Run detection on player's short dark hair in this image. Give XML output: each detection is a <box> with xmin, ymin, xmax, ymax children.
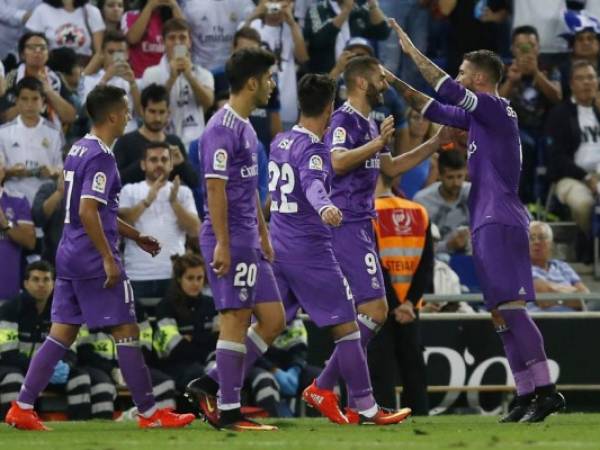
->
<box><xmin>233</xmin><ymin>27</ymin><xmax>262</xmax><ymax>48</ymax></box>
<box><xmin>143</xmin><ymin>141</ymin><xmax>172</xmax><ymax>159</ymax></box>
<box><xmin>24</xmin><ymin>260</ymin><xmax>54</xmax><ymax>280</ymax></box>
<box><xmin>102</xmin><ymin>29</ymin><xmax>127</xmax><ymax>49</ymax></box>
<box><xmin>344</xmin><ymin>56</ymin><xmax>380</xmax><ymax>92</ymax></box>
<box><xmin>438</xmin><ymin>149</ymin><xmax>467</xmax><ymax>173</ymax></box>
<box><xmin>570</xmin><ymin>59</ymin><xmax>597</xmax><ymax>80</ymax></box>
<box><xmin>162</xmin><ymin>18</ymin><xmax>190</xmax><ymax>39</ymax></box>
<box><xmin>86</xmin><ymin>85</ymin><xmax>127</xmax><ymax>123</ymax></box>
<box><xmin>463</xmin><ymin>50</ymin><xmax>504</xmax><ymax>85</ymax></box>
<box><xmin>15</xmin><ymin>77</ymin><xmax>45</xmax><ymax>97</ymax></box>
<box><xmin>48</xmin><ymin>47</ymin><xmax>79</xmax><ymax>75</ymax></box>
<box><xmin>141</xmin><ymin>83</ymin><xmax>170</xmax><ymax>109</ymax></box>
<box><xmin>298</xmin><ymin>74</ymin><xmax>336</xmax><ymax>118</ymax></box>
<box><xmin>18</xmin><ymin>32</ymin><xmax>48</xmax><ymax>55</ymax></box>
<box><xmin>512</xmin><ymin>25</ymin><xmax>539</xmax><ymax>43</ymax></box>
<box><xmin>226</xmin><ymin>47</ymin><xmax>276</xmax><ymax>94</ymax></box>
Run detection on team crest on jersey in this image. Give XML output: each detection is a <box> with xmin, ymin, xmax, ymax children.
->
<box><xmin>213</xmin><ymin>149</ymin><xmax>228</xmax><ymax>171</ymax></box>
<box><xmin>309</xmin><ymin>155</ymin><xmax>323</xmax><ymax>171</ymax></box>
<box><xmin>4</xmin><ymin>207</ymin><xmax>14</xmax><ymax>220</ymax></box>
<box><xmin>41</xmin><ymin>138</ymin><xmax>50</xmax><ymax>149</ymax></box>
<box><xmin>92</xmin><ymin>172</ymin><xmax>107</xmax><ymax>194</ymax></box>
<box><xmin>371</xmin><ymin>277</ymin><xmax>381</xmax><ymax>290</ymax></box>
<box><xmin>467</xmin><ymin>141</ymin><xmax>477</xmax><ymax>159</ymax></box>
<box><xmin>239</xmin><ymin>288</ymin><xmax>249</xmax><ymax>302</ymax></box>
<box><xmin>332</xmin><ymin>127</ymin><xmax>347</xmax><ymax>145</ymax></box>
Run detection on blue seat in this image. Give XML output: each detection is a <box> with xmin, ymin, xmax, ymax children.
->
<box><xmin>449</xmin><ymin>254</ymin><xmax>481</xmax><ymax>293</ymax></box>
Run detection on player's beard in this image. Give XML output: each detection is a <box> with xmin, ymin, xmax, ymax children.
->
<box><xmin>366</xmin><ymin>83</ymin><xmax>384</xmax><ymax>109</ymax></box>
<box><xmin>145</xmin><ymin>121</ymin><xmax>165</xmax><ymax>132</ymax></box>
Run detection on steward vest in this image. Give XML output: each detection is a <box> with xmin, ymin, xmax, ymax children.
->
<box><xmin>373</xmin><ymin>195</ymin><xmax>429</xmax><ymax>306</ymax></box>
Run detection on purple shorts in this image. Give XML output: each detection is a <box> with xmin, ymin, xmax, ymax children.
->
<box><xmin>201</xmin><ymin>245</ymin><xmax>281</xmax><ymax>311</ymax></box>
<box><xmin>472</xmin><ymin>223</ymin><xmax>536</xmax><ymax>310</ymax></box>
<box><xmin>331</xmin><ymin>220</ymin><xmax>385</xmax><ymax>305</ymax></box>
<box><xmin>52</xmin><ymin>277</ymin><xmax>137</xmax><ymax>329</ymax></box>
<box><xmin>273</xmin><ymin>247</ymin><xmax>356</xmax><ymax>328</ymax></box>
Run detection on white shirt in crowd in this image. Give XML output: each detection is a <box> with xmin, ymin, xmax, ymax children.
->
<box><xmin>0</xmin><ymin>116</ymin><xmax>64</xmax><ymax>204</ymax></box>
<box><xmin>250</xmin><ymin>19</ymin><xmax>298</xmax><ymax>124</ymax></box>
<box><xmin>140</xmin><ymin>56</ymin><xmax>214</xmax><ymax>148</ymax></box>
<box><xmin>81</xmin><ymin>70</ymin><xmax>138</xmax><ymax>133</ymax></box>
<box><xmin>183</xmin><ymin>0</ymin><xmax>254</xmax><ymax>71</ymax></box>
<box><xmin>574</xmin><ymin>102</ymin><xmax>600</xmax><ymax>173</ymax></box>
<box><xmin>0</xmin><ymin>0</ymin><xmax>41</xmax><ymax>60</ymax></box>
<box><xmin>25</xmin><ymin>3</ymin><xmax>105</xmax><ymax>56</ymax></box>
<box><xmin>120</xmin><ymin>180</ymin><xmax>198</xmax><ymax>281</ymax></box>
<box><xmin>512</xmin><ymin>0</ymin><xmax>568</xmax><ymax>54</ymax></box>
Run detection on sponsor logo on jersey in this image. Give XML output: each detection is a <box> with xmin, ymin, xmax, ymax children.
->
<box><xmin>506</xmin><ymin>106</ymin><xmax>517</xmax><ymax>118</ymax></box>
<box><xmin>332</xmin><ymin>127</ymin><xmax>346</xmax><ymax>145</ymax></box>
<box><xmin>241</xmin><ymin>164</ymin><xmax>259</xmax><ymax>178</ymax></box>
<box><xmin>365</xmin><ymin>157</ymin><xmax>381</xmax><ymax>169</ymax></box>
<box><xmin>213</xmin><ymin>149</ymin><xmax>228</xmax><ymax>171</ymax></box>
<box><xmin>92</xmin><ymin>172</ymin><xmax>107</xmax><ymax>194</ymax></box>
<box><xmin>309</xmin><ymin>155</ymin><xmax>323</xmax><ymax>171</ymax></box>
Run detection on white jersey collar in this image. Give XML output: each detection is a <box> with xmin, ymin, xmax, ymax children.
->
<box><xmin>292</xmin><ymin>125</ymin><xmax>321</xmax><ymax>142</ymax></box>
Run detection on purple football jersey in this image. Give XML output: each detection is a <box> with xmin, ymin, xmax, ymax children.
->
<box><xmin>423</xmin><ymin>76</ymin><xmax>529</xmax><ymax>232</ymax></box>
<box><xmin>56</xmin><ymin>134</ymin><xmax>123</xmax><ymax>280</ymax></box>
<box><xmin>199</xmin><ymin>105</ymin><xmax>260</xmax><ymax>248</ymax></box>
<box><xmin>0</xmin><ymin>189</ymin><xmax>33</xmax><ymax>299</ymax></box>
<box><xmin>269</xmin><ymin>125</ymin><xmax>334</xmax><ymax>261</ymax></box>
<box><xmin>325</xmin><ymin>102</ymin><xmax>390</xmax><ymax>222</ymax></box>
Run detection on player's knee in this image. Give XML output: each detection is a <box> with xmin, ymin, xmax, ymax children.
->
<box><xmin>331</xmin><ymin>321</ymin><xmax>359</xmax><ymax>340</ymax></box>
<box><xmin>49</xmin><ymin>323</ymin><xmax>80</xmax><ymax>347</ymax></box>
<box><xmin>110</xmin><ymin>323</ymin><xmax>140</xmax><ymax>341</ymax></box>
<box><xmin>358</xmin><ymin>298</ymin><xmax>388</xmax><ymax>325</ymax></box>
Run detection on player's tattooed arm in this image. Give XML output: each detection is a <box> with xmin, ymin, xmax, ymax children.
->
<box><xmin>389</xmin><ymin>19</ymin><xmax>448</xmax><ymax>91</ymax></box>
<box><xmin>385</xmin><ymin>69</ymin><xmax>432</xmax><ymax>113</ymax></box>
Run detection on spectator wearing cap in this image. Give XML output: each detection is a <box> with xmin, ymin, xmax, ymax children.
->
<box><xmin>529</xmin><ymin>221</ymin><xmax>587</xmax><ymax>311</ymax></box>
<box><xmin>329</xmin><ymin>37</ymin><xmax>406</xmax><ymax>155</ymax></box>
<box><xmin>304</xmin><ymin>0</ymin><xmax>390</xmax><ymax>74</ymax></box>
<box><xmin>0</xmin><ymin>1</ymin><xmax>41</xmax><ymax>72</ymax></box>
<box><xmin>246</xmin><ymin>0</ymin><xmax>309</xmax><ymax>129</ymax></box>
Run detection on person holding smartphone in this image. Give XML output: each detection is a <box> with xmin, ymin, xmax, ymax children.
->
<box><xmin>80</xmin><ymin>29</ymin><xmax>142</xmax><ymax>132</ymax></box>
<box><xmin>139</xmin><ymin>18</ymin><xmax>214</xmax><ymax>149</ymax></box>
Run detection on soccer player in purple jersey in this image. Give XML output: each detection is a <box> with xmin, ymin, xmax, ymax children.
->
<box><xmin>186</xmin><ymin>48</ymin><xmax>285</xmax><ymax>431</ymax></box>
<box><xmin>4</xmin><ymin>85</ymin><xmax>195</xmax><ymax>431</ymax></box>
<box><xmin>269</xmin><ymin>73</ymin><xmax>412</xmax><ymax>425</ymax></box>
<box><xmin>313</xmin><ymin>55</ymin><xmax>449</xmax><ymax>418</ymax></box>
<box><xmin>387</xmin><ymin>19</ymin><xmax>565</xmax><ymax>423</ymax></box>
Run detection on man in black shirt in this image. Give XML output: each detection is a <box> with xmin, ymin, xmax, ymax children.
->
<box><xmin>113</xmin><ymin>83</ymin><xmax>198</xmax><ymax>188</ymax></box>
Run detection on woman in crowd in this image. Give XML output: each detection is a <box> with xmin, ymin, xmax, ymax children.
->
<box><xmin>98</xmin><ymin>0</ymin><xmax>126</xmax><ymax>32</ymax></box>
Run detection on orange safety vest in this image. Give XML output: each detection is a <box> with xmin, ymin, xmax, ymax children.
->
<box><xmin>373</xmin><ymin>195</ymin><xmax>429</xmax><ymax>306</ymax></box>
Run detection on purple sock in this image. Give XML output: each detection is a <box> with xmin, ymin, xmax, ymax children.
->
<box><xmin>18</xmin><ymin>337</ymin><xmax>67</xmax><ymax>406</ymax></box>
<box><xmin>209</xmin><ymin>328</ymin><xmax>267</xmax><ymax>384</ymax></box>
<box><xmin>499</xmin><ymin>308</ymin><xmax>552</xmax><ymax>387</ymax></box>
<box><xmin>334</xmin><ymin>331</ymin><xmax>376</xmax><ymax>412</ymax></box>
<box><xmin>216</xmin><ymin>340</ymin><xmax>246</xmax><ymax>409</ymax></box>
<box><xmin>496</xmin><ymin>326</ymin><xmax>535</xmax><ymax>396</ymax></box>
<box><xmin>116</xmin><ymin>341</ymin><xmax>156</xmax><ymax>415</ymax></box>
<box><xmin>317</xmin><ymin>317</ymin><xmax>378</xmax><ymax>394</ymax></box>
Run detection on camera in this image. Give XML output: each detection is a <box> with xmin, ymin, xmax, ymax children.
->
<box><xmin>266</xmin><ymin>2</ymin><xmax>282</xmax><ymax>14</ymax></box>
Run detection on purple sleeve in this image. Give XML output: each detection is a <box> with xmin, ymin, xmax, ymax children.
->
<box><xmin>423</xmin><ymin>99</ymin><xmax>471</xmax><ymax>130</ymax></box>
<box><xmin>325</xmin><ymin>115</ymin><xmax>355</xmax><ymax>151</ymax></box>
<box><xmin>15</xmin><ymin>197</ymin><xmax>33</xmax><ymax>225</ymax></box>
<box><xmin>435</xmin><ymin>76</ymin><xmax>499</xmax><ymax>126</ymax></box>
<box><xmin>298</xmin><ymin>143</ymin><xmax>333</xmax><ymax>214</ymax></box>
<box><xmin>81</xmin><ymin>154</ymin><xmax>118</xmax><ymax>205</ymax></box>
<box><xmin>201</xmin><ymin>127</ymin><xmax>235</xmax><ymax>180</ymax></box>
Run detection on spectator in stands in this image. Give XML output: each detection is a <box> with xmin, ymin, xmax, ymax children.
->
<box><xmin>247</xmin><ymin>0</ymin><xmax>309</xmax><ymax>128</ymax></box>
<box><xmin>0</xmin><ymin>261</ymin><xmax>93</xmax><ymax>420</ymax></box>
<box><xmin>1</xmin><ymin>32</ymin><xmax>77</xmax><ymax>127</ymax></box>
<box><xmin>113</xmin><ymin>83</ymin><xmax>198</xmax><ymax>187</ymax></box>
<box><xmin>0</xmin><ymin>77</ymin><xmax>64</xmax><ymax>205</ymax></box>
<box><xmin>0</xmin><ymin>1</ymin><xmax>41</xmax><ymax>72</ymax></box>
<box><xmin>81</xmin><ymin>30</ymin><xmax>141</xmax><ymax>132</ymax></box>
<box><xmin>304</xmin><ymin>0</ymin><xmax>390</xmax><ymax>74</ymax></box>
<box><xmin>369</xmin><ymin>174</ymin><xmax>432</xmax><ymax>414</ymax></box>
<box><xmin>414</xmin><ymin>149</ymin><xmax>471</xmax><ymax>258</ymax></box>
<box><xmin>153</xmin><ymin>254</ymin><xmax>217</xmax><ymax>393</ymax></box>
<box><xmin>140</xmin><ymin>18</ymin><xmax>214</xmax><ymax>148</ymax></box>
<box><xmin>122</xmin><ymin>0</ymin><xmax>183</xmax><ymax>78</ymax></box>
<box><xmin>183</xmin><ymin>0</ymin><xmax>255</xmax><ymax>71</ymax></box>
<box><xmin>98</xmin><ymin>0</ymin><xmax>125</xmax><ymax>32</ymax></box>
<box><xmin>212</xmin><ymin>27</ymin><xmax>283</xmax><ymax>152</ymax></box>
<box><xmin>546</xmin><ymin>60</ymin><xmax>599</xmax><ymax>237</ymax></box>
<box><xmin>32</xmin><ymin>172</ymin><xmax>64</xmax><ymax>264</ymax></box>
<box><xmin>529</xmin><ymin>220</ymin><xmax>587</xmax><ymax>311</ymax></box>
<box><xmin>438</xmin><ymin>0</ymin><xmax>511</xmax><ymax>77</ymax></box>
<box><xmin>0</xmin><ymin>156</ymin><xmax>35</xmax><ymax>301</ymax></box>
<box><xmin>119</xmin><ymin>141</ymin><xmax>200</xmax><ymax>300</ymax></box>
<box><xmin>499</xmin><ymin>25</ymin><xmax>562</xmax><ymax>204</ymax></box>
<box><xmin>26</xmin><ymin>0</ymin><xmax>105</xmax><ymax>62</ymax></box>
<box><xmin>397</xmin><ymin>107</ymin><xmax>438</xmax><ymax>199</ymax></box>
<box><xmin>329</xmin><ymin>37</ymin><xmax>407</xmax><ymax>155</ymax></box>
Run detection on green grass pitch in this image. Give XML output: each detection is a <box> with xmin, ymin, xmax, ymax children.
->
<box><xmin>1</xmin><ymin>415</ymin><xmax>600</xmax><ymax>450</ymax></box>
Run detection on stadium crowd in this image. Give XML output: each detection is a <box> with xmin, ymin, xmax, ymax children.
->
<box><xmin>0</xmin><ymin>0</ymin><xmax>598</xmax><ymax>420</ymax></box>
